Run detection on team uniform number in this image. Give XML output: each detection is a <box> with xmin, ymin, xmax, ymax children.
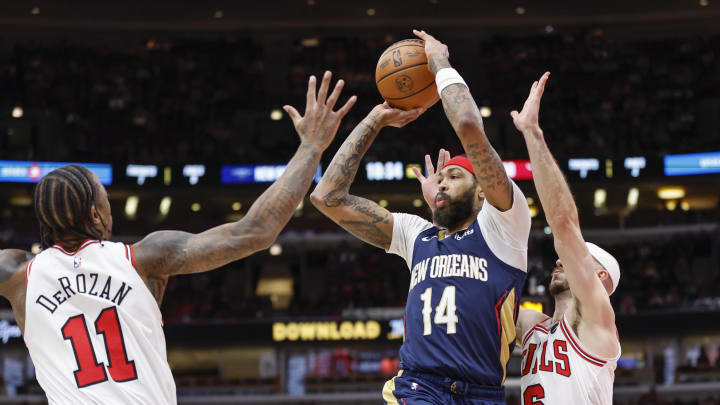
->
<box><xmin>61</xmin><ymin>306</ymin><xmax>137</xmax><ymax>388</ymax></box>
<box><xmin>419</xmin><ymin>286</ymin><xmax>458</xmax><ymax>335</ymax></box>
<box><xmin>523</xmin><ymin>384</ymin><xmax>545</xmax><ymax>404</ymax></box>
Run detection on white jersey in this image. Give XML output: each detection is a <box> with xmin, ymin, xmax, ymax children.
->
<box><xmin>24</xmin><ymin>240</ymin><xmax>176</xmax><ymax>405</ymax></box>
<box><xmin>520</xmin><ymin>315</ymin><xmax>619</xmax><ymax>405</ymax></box>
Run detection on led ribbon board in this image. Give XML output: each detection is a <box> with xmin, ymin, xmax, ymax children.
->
<box><xmin>664</xmin><ymin>152</ymin><xmax>720</xmax><ymax>176</ymax></box>
<box><xmin>0</xmin><ymin>161</ymin><xmax>112</xmax><ymax>185</ymax></box>
<box><xmin>221</xmin><ymin>164</ymin><xmax>322</xmax><ymax>184</ymax></box>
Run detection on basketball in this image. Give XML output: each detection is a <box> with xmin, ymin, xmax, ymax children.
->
<box><xmin>375</xmin><ymin>39</ymin><xmax>439</xmax><ymax>110</ymax></box>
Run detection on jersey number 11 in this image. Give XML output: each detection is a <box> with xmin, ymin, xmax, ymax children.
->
<box><xmin>61</xmin><ymin>306</ymin><xmax>138</xmax><ymax>388</ymax></box>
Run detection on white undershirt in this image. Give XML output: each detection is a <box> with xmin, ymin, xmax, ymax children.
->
<box><xmin>386</xmin><ymin>180</ymin><xmax>531</xmax><ymax>272</ymax></box>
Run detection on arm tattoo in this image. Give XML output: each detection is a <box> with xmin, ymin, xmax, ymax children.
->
<box><xmin>135</xmin><ymin>144</ymin><xmax>324</xmax><ymax>278</ymax></box>
<box><xmin>428</xmin><ymin>57</ymin><xmax>451</xmax><ymax>75</ymax></box>
<box><xmin>316</xmin><ymin>116</ymin><xmax>393</xmax><ymax>248</ymax></box>
<box><xmin>440</xmin><ymin>82</ymin><xmax>512</xmax><ymax>205</ymax></box>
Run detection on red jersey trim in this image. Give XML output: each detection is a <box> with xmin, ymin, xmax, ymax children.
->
<box><xmin>494</xmin><ymin>291</ymin><xmax>510</xmax><ymax>337</ymax></box>
<box><xmin>559</xmin><ymin>317</ymin><xmax>606</xmax><ymax>367</ymax></box>
<box><xmin>50</xmin><ymin>240</ymin><xmax>99</xmax><ymax>256</ymax></box>
<box><xmin>129</xmin><ymin>245</ymin><xmax>137</xmax><ymax>269</ymax></box>
<box><xmin>522</xmin><ymin>319</ymin><xmax>551</xmax><ymax>347</ymax></box>
<box><xmin>24</xmin><ymin>259</ymin><xmax>35</xmax><ymax>284</ymax></box>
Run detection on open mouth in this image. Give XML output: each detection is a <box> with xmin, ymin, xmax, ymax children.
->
<box><xmin>436</xmin><ymin>195</ymin><xmax>448</xmax><ymax>208</ymax></box>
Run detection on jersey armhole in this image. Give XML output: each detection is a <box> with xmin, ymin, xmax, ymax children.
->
<box><xmin>124</xmin><ymin>244</ymin><xmax>138</xmax><ymax>270</ymax></box>
<box><xmin>24</xmin><ymin>258</ymin><xmax>35</xmax><ymax>284</ymax></box>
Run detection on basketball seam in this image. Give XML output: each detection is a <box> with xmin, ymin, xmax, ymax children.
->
<box><xmin>375</xmin><ymin>62</ymin><xmax>430</xmax><ymax>85</ymax></box>
<box><xmin>379</xmin><ymin>43</ymin><xmax>425</xmax><ymax>59</ymax></box>
<box><xmin>383</xmin><ymin>80</ymin><xmax>437</xmax><ymax>100</ymax></box>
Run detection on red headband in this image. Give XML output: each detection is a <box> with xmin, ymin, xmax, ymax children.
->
<box><xmin>441</xmin><ymin>156</ymin><xmax>475</xmax><ymax>174</ymax></box>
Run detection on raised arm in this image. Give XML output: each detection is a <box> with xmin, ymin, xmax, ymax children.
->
<box><xmin>0</xmin><ymin>249</ymin><xmax>34</xmax><ymax>331</ymax></box>
<box><xmin>133</xmin><ymin>71</ymin><xmax>356</xmax><ymax>286</ymax></box>
<box><xmin>310</xmin><ymin>104</ymin><xmax>423</xmax><ymax>249</ymax></box>
<box><xmin>414</xmin><ymin>30</ymin><xmax>513</xmax><ymax>211</ymax></box>
<box><xmin>511</xmin><ymin>73</ymin><xmax>617</xmax><ymax>345</ymax></box>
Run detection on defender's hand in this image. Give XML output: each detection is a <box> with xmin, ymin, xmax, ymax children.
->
<box><xmin>413</xmin><ymin>29</ymin><xmax>450</xmax><ymax>74</ymax></box>
<box><xmin>511</xmin><ymin>72</ymin><xmax>550</xmax><ymax>134</ymax></box>
<box><xmin>371</xmin><ymin>103</ymin><xmax>425</xmax><ymax>128</ymax></box>
<box><xmin>412</xmin><ymin>148</ymin><xmax>451</xmax><ymax>211</ymax></box>
<box><xmin>284</xmin><ymin>71</ymin><xmax>357</xmax><ymax>151</ymax></box>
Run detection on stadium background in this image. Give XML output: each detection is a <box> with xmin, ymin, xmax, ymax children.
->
<box><xmin>1</xmin><ymin>1</ymin><xmax>719</xmax><ymax>404</ymax></box>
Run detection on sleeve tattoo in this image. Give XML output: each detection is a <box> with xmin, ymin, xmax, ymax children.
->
<box><xmin>314</xmin><ymin>116</ymin><xmax>394</xmax><ymax>249</ymax></box>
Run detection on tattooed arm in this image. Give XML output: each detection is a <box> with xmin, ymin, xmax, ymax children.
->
<box><xmin>414</xmin><ymin>30</ymin><xmax>513</xmax><ymax>211</ymax></box>
<box><xmin>310</xmin><ymin>104</ymin><xmax>423</xmax><ymax>250</ymax></box>
<box><xmin>132</xmin><ymin>71</ymin><xmax>356</xmax><ymax>303</ymax></box>
<box><xmin>0</xmin><ymin>249</ymin><xmax>34</xmax><ymax>332</ymax></box>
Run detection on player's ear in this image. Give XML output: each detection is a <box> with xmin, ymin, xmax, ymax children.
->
<box><xmin>476</xmin><ymin>183</ymin><xmax>485</xmax><ymax>202</ymax></box>
<box><xmin>598</xmin><ymin>270</ymin><xmax>613</xmax><ymax>294</ymax></box>
<box><xmin>90</xmin><ymin>204</ymin><xmax>102</xmax><ymax>226</ymax></box>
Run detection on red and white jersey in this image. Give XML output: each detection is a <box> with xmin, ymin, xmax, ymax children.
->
<box><xmin>520</xmin><ymin>315</ymin><xmax>619</xmax><ymax>405</ymax></box>
<box><xmin>24</xmin><ymin>240</ymin><xmax>176</xmax><ymax>405</ymax></box>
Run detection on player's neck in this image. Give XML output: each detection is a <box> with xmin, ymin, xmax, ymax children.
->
<box><xmin>437</xmin><ymin>208</ymin><xmax>480</xmax><ymax>235</ymax></box>
<box><xmin>551</xmin><ymin>291</ymin><xmax>573</xmax><ymax>324</ymax></box>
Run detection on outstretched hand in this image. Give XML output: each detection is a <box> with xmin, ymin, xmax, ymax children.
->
<box><xmin>372</xmin><ymin>102</ymin><xmax>425</xmax><ymax>128</ymax></box>
<box><xmin>411</xmin><ymin>148</ymin><xmax>451</xmax><ymax>211</ymax></box>
<box><xmin>511</xmin><ymin>71</ymin><xmax>550</xmax><ymax>134</ymax></box>
<box><xmin>284</xmin><ymin>71</ymin><xmax>357</xmax><ymax>151</ymax></box>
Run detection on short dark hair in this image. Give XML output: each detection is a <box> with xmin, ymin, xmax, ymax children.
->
<box><xmin>33</xmin><ymin>165</ymin><xmax>106</xmax><ymax>249</ymax></box>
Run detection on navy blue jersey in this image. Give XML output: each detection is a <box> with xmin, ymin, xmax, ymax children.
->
<box><xmin>388</xmin><ymin>182</ymin><xmax>530</xmax><ymax>387</ymax></box>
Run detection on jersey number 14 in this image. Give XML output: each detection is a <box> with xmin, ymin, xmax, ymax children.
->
<box><xmin>61</xmin><ymin>306</ymin><xmax>138</xmax><ymax>388</ymax></box>
<box><xmin>420</xmin><ymin>286</ymin><xmax>458</xmax><ymax>335</ymax></box>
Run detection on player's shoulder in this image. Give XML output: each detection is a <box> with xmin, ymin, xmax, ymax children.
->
<box><xmin>519</xmin><ymin>308</ymin><xmax>552</xmax><ymax>343</ymax></box>
<box><xmin>392</xmin><ymin>212</ymin><xmax>434</xmax><ymax>234</ymax></box>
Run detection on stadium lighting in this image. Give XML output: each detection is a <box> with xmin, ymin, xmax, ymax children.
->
<box><xmin>11</xmin><ymin>106</ymin><xmax>23</xmax><ymax>118</ymax></box>
<box><xmin>593</xmin><ymin>189</ymin><xmax>607</xmax><ymax>208</ymax></box>
<box><xmin>657</xmin><ymin>186</ymin><xmax>685</xmax><ymax>200</ymax></box>
<box><xmin>125</xmin><ymin>196</ymin><xmax>139</xmax><ymax>220</ymax></box>
<box><xmin>270</xmin><ymin>109</ymin><xmax>283</xmax><ymax>121</ymax></box>
<box><xmin>159</xmin><ymin>196</ymin><xmax>172</xmax><ymax>216</ymax></box>
<box><xmin>269</xmin><ymin>244</ymin><xmax>282</xmax><ymax>256</ymax></box>
<box><xmin>480</xmin><ymin>106</ymin><xmax>492</xmax><ymax>118</ymax></box>
<box><xmin>191</xmin><ymin>202</ymin><xmax>201</xmax><ymax>212</ymax></box>
<box><xmin>627</xmin><ymin>188</ymin><xmax>639</xmax><ymax>208</ymax></box>
<box><xmin>232</xmin><ymin>202</ymin><xmax>242</xmax><ymax>211</ymax></box>
<box><xmin>528</xmin><ymin>205</ymin><xmax>539</xmax><ymax>218</ymax></box>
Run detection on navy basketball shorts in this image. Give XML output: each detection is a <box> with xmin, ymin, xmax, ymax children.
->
<box><xmin>383</xmin><ymin>369</ymin><xmax>506</xmax><ymax>405</ymax></box>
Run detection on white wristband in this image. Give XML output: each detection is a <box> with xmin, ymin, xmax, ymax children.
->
<box><xmin>435</xmin><ymin>68</ymin><xmax>467</xmax><ymax>96</ymax></box>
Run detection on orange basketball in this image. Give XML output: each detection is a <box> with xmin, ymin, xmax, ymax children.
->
<box><xmin>375</xmin><ymin>39</ymin><xmax>439</xmax><ymax>110</ymax></box>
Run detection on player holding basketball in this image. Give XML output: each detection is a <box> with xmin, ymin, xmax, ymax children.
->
<box><xmin>311</xmin><ymin>30</ymin><xmax>531</xmax><ymax>405</ymax></box>
<box><xmin>0</xmin><ymin>71</ymin><xmax>355</xmax><ymax>405</ymax></box>
<box><xmin>511</xmin><ymin>72</ymin><xmax>621</xmax><ymax>404</ymax></box>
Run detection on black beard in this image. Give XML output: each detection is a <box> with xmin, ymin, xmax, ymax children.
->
<box><xmin>549</xmin><ymin>279</ymin><xmax>570</xmax><ymax>296</ymax></box>
<box><xmin>433</xmin><ymin>186</ymin><xmax>476</xmax><ymax>230</ymax></box>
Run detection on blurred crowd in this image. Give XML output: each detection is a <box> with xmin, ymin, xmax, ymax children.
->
<box><xmin>2</xmin><ymin>30</ymin><xmax>719</xmax><ymax>165</ymax></box>
<box><xmin>150</xmin><ymin>231</ymin><xmax>720</xmax><ymax>323</ymax></box>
